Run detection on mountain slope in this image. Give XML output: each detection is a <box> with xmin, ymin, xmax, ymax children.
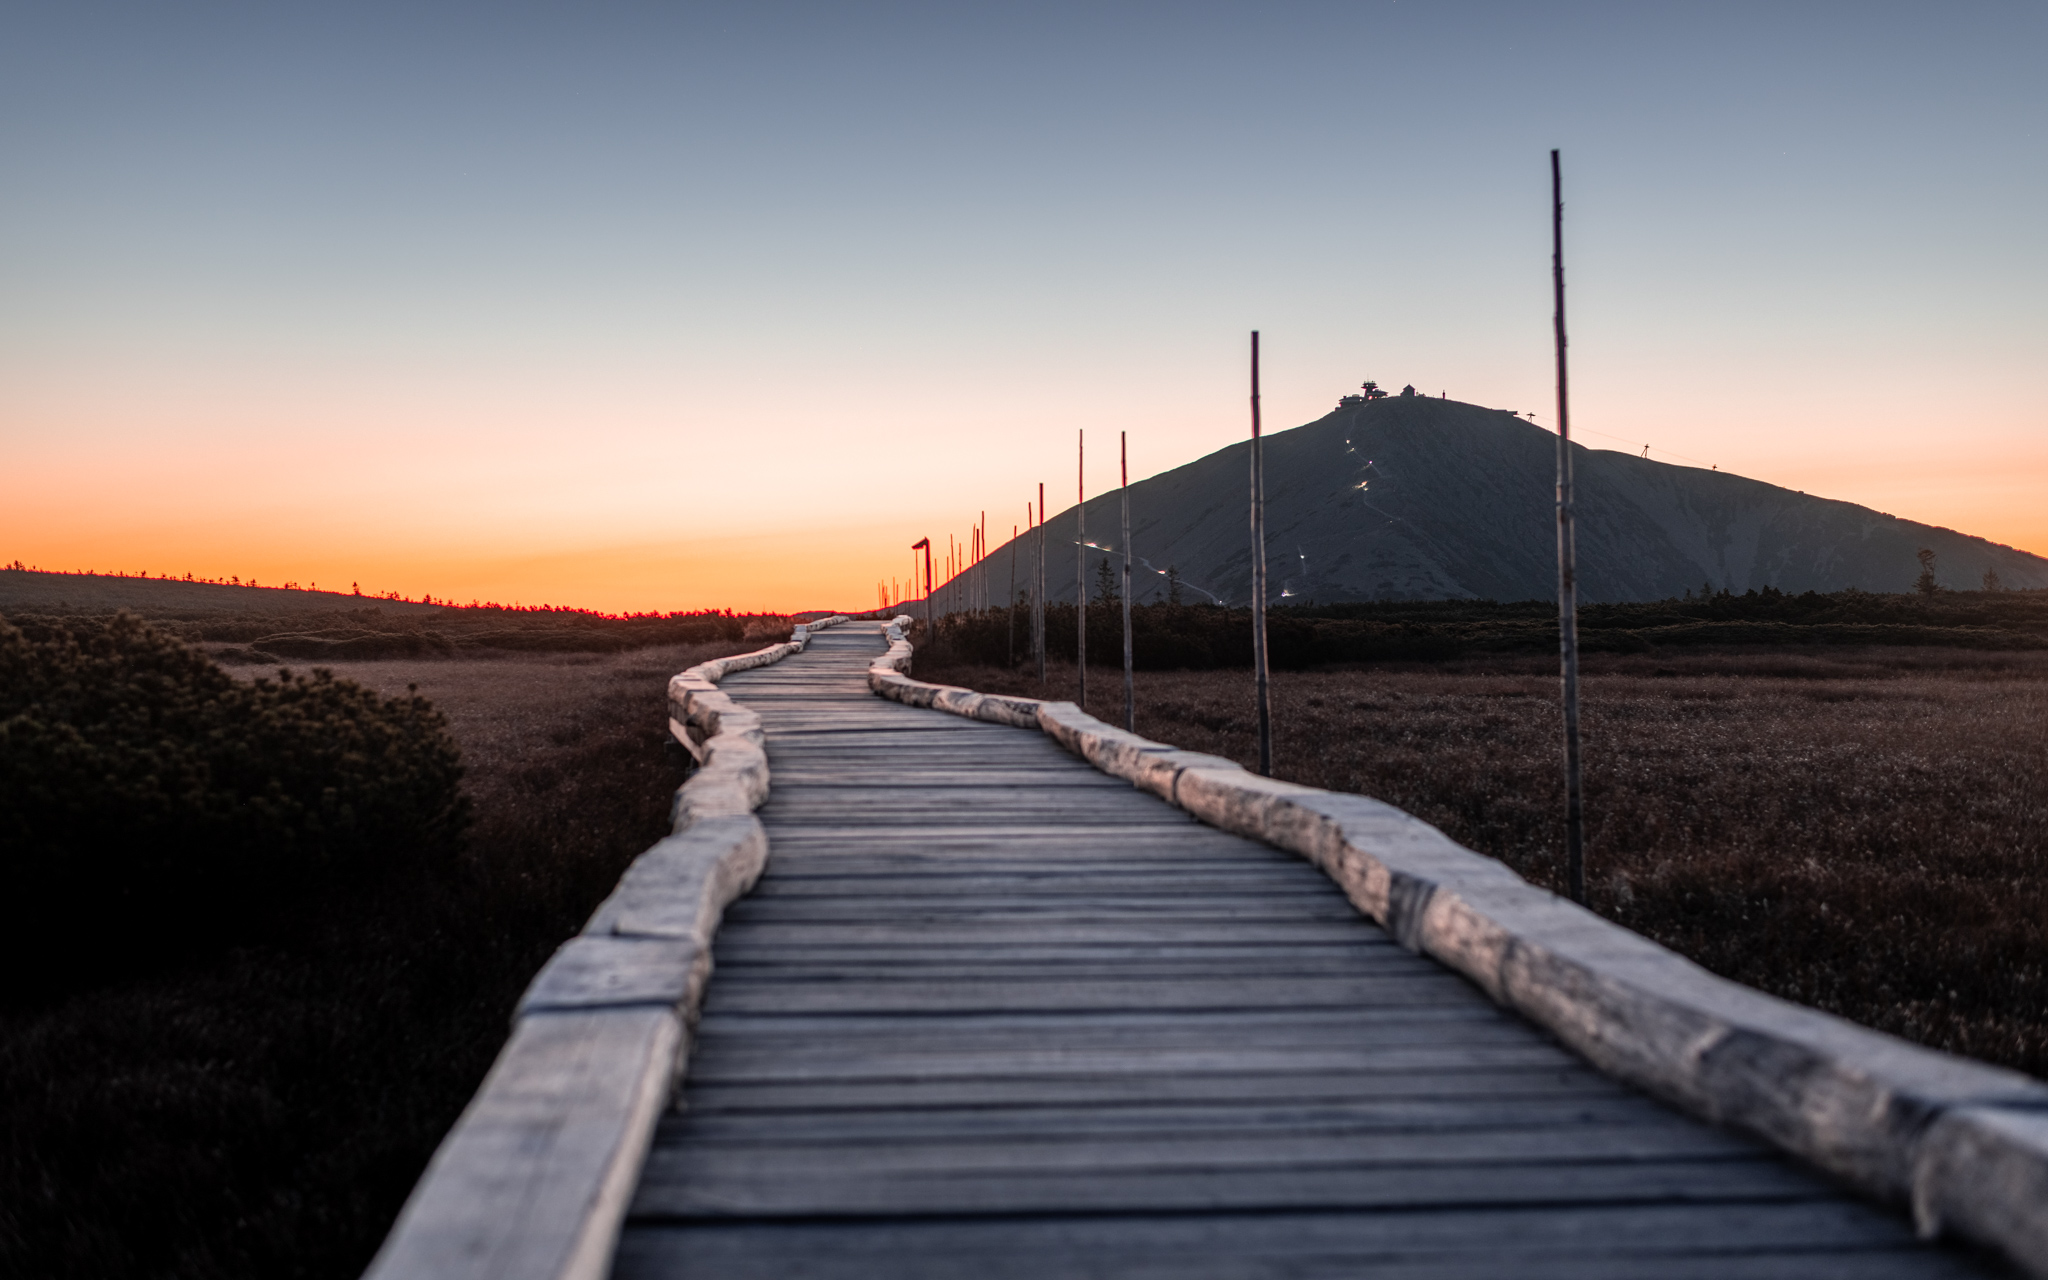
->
<box><xmin>962</xmin><ymin>397</ymin><xmax>2048</xmax><ymax>606</ymax></box>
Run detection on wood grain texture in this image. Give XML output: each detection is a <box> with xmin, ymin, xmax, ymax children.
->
<box><xmin>611</xmin><ymin>621</ymin><xmax>1999</xmax><ymax>1279</ymax></box>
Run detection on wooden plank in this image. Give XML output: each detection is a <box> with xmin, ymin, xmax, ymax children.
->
<box><xmin>615</xmin><ymin>1226</ymin><xmax>1981</xmax><ymax>1280</ymax></box>
<box><xmin>707</xmin><ymin>955</ymin><xmax>1433</xmax><ymax>980</ymax></box>
<box><xmin>697</xmin><ymin>974</ymin><xmax>1480</xmax><ymax>1016</ymax></box>
<box><xmin>627</xmin><ymin>1155</ymin><xmax>1829</xmax><ymax>1217</ymax></box>
<box><xmin>650</xmin><ymin>1124</ymin><xmax>1765</xmax><ymax>1173</ymax></box>
<box><xmin>741</xmin><ymin>873</ymin><xmax>1347</xmax><ymax>897</ymax></box>
<box><xmin>706</xmin><ymin>941</ymin><xmax>1410</xmax><ymax>964</ymax></box>
<box><xmin>684</xmin><ymin>1014</ymin><xmax>1544</xmax><ymax>1054</ymax></box>
<box><xmin>701</xmin><ymin>920</ymin><xmax>1382</xmax><ymax>945</ymax></box>
<box><xmin>681</xmin><ymin>1043</ymin><xmax>1583</xmax><ymax>1083</ymax></box>
<box><xmin>662</xmin><ymin>1092</ymin><xmax>1693</xmax><ymax>1140</ymax></box>
<box><xmin>716</xmin><ymin>899</ymin><xmax>1373</xmax><ymax>923</ymax></box>
<box><xmin>677</xmin><ymin>1069</ymin><xmax>1623</xmax><ymax>1113</ymax></box>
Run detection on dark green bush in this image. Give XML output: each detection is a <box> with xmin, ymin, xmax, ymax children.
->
<box><xmin>0</xmin><ymin>613</ymin><xmax>467</xmax><ymax>989</ymax></box>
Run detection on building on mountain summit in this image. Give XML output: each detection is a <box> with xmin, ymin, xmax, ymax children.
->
<box><xmin>1338</xmin><ymin>380</ymin><xmax>1390</xmax><ymax>408</ymax></box>
<box><xmin>1400</xmin><ymin>384</ymin><xmax>1417</xmax><ymax>397</ymax></box>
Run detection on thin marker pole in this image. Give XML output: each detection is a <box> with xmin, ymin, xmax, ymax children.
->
<box><xmin>1008</xmin><ymin>520</ymin><xmax>1019</xmax><ymax>666</ymax></box>
<box><xmin>1120</xmin><ymin>431</ymin><xmax>1134</xmax><ymax>732</ymax></box>
<box><xmin>1077</xmin><ymin>430</ymin><xmax>1088</xmax><ymax>711</ymax></box>
<box><xmin>1027</xmin><ymin>502</ymin><xmax>1037</xmax><ymax>668</ymax></box>
<box><xmin>1036</xmin><ymin>482</ymin><xmax>1047</xmax><ymax>683</ymax></box>
<box><xmin>1552</xmin><ymin>148</ymin><xmax>1587</xmax><ymax>906</ymax></box>
<box><xmin>1250</xmin><ymin>331</ymin><xmax>1273</xmax><ymax>777</ymax></box>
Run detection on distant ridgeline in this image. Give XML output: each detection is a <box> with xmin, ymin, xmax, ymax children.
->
<box><xmin>0</xmin><ymin>569</ymin><xmax>788</xmax><ymax>660</ymax></box>
<box><xmin>975</xmin><ymin>395</ymin><xmax>2048</xmax><ymax>607</ymax></box>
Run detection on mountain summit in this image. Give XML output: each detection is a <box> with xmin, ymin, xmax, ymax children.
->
<box><xmin>984</xmin><ymin>397</ymin><xmax>2048</xmax><ymax>606</ymax></box>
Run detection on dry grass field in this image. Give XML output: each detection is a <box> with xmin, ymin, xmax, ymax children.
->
<box><xmin>918</xmin><ymin>647</ymin><xmax>2048</xmax><ymax>1079</ymax></box>
<box><xmin>0</xmin><ymin>638</ymin><xmax>767</xmax><ymax>1280</ymax></box>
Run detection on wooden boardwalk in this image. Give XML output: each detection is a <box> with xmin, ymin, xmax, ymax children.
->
<box><xmin>610</xmin><ymin>622</ymin><xmax>1996</xmax><ymax>1279</ymax></box>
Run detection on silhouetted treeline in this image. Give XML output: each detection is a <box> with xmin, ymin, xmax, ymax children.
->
<box><xmin>923</xmin><ymin>587</ymin><xmax>2048</xmax><ymax>671</ymax></box>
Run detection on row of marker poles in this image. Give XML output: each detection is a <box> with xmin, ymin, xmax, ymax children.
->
<box><xmin>1237</xmin><ymin>151</ymin><xmax>1584</xmax><ymax>905</ymax></box>
<box><xmin>1064</xmin><ymin>430</ymin><xmax>1135</xmax><ymax>726</ymax></box>
<box><xmin>917</xmin><ymin>512</ymin><xmax>991</xmax><ymax>622</ymax></box>
<box><xmin>902</xmin><ymin>150</ymin><xmax>1580</xmax><ymax>899</ymax></box>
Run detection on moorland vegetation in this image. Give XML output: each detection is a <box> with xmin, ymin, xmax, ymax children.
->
<box><xmin>924</xmin><ymin>583</ymin><xmax>2048</xmax><ymax>670</ymax></box>
<box><xmin>0</xmin><ymin>567</ymin><xmax>795</xmax><ymax>662</ymax></box>
<box><xmin>0</xmin><ymin>610</ymin><xmax>785</xmax><ymax>1279</ymax></box>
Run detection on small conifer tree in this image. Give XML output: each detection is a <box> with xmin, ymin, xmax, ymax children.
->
<box><xmin>1916</xmin><ymin>548</ymin><xmax>1939</xmax><ymax>596</ymax></box>
<box><xmin>1092</xmin><ymin>556</ymin><xmax>1119</xmax><ymax>606</ymax></box>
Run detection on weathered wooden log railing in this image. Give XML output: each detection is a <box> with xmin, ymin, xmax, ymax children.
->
<box><xmin>866</xmin><ymin>613</ymin><xmax>2048</xmax><ymax>1278</ymax></box>
<box><xmin>362</xmin><ymin>616</ymin><xmax>850</xmax><ymax>1280</ymax></box>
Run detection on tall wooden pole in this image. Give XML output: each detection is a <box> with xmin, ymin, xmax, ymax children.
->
<box><xmin>1552</xmin><ymin>148</ymin><xmax>1587</xmax><ymax>906</ymax></box>
<box><xmin>1250</xmin><ymin>331</ymin><xmax>1273</xmax><ymax>777</ymax></box>
<box><xmin>1036</xmin><ymin>481</ymin><xmax>1047</xmax><ymax>684</ymax></box>
<box><xmin>1027</xmin><ymin>502</ymin><xmax>1038</xmax><ymax>671</ymax></box>
<box><xmin>1008</xmin><ymin>520</ymin><xmax>1019</xmax><ymax>666</ymax></box>
<box><xmin>1120</xmin><ymin>431</ymin><xmax>1135</xmax><ymax>732</ymax></box>
<box><xmin>1077</xmin><ymin>430</ymin><xmax>1088</xmax><ymax>711</ymax></box>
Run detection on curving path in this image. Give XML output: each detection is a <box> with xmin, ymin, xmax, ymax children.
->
<box><xmin>609</xmin><ymin>621</ymin><xmax>1996</xmax><ymax>1278</ymax></box>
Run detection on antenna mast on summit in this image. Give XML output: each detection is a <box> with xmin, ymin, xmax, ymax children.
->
<box><xmin>1552</xmin><ymin>149</ymin><xmax>1587</xmax><ymax>906</ymax></box>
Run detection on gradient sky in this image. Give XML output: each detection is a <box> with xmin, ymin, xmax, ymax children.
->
<box><xmin>4</xmin><ymin>2</ymin><xmax>2043</xmax><ymax>613</ymax></box>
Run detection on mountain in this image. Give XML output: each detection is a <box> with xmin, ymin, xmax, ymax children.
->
<box><xmin>957</xmin><ymin>396</ymin><xmax>2048</xmax><ymax>606</ymax></box>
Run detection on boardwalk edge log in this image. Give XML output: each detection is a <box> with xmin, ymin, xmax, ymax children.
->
<box><xmin>362</xmin><ymin>615</ymin><xmax>846</xmax><ymax>1280</ymax></box>
<box><xmin>868</xmin><ymin>641</ymin><xmax>2048</xmax><ymax>1279</ymax></box>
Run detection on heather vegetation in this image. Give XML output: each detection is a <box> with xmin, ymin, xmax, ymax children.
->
<box><xmin>0</xmin><ymin>568</ymin><xmax>792</xmax><ymax>662</ymax></box>
<box><xmin>52</xmin><ymin>604</ymin><xmax>781</xmax><ymax>663</ymax></box>
<box><xmin>0</xmin><ymin>616</ymin><xmax>767</xmax><ymax>1279</ymax></box>
<box><xmin>0</xmin><ymin>614</ymin><xmax>468</xmax><ymax>987</ymax></box>
<box><xmin>923</xmin><ymin>585</ymin><xmax>2048</xmax><ymax>670</ymax></box>
<box><xmin>915</xmin><ymin>630</ymin><xmax>2048</xmax><ymax>1081</ymax></box>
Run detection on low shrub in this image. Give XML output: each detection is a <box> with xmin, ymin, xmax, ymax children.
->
<box><xmin>0</xmin><ymin>613</ymin><xmax>467</xmax><ymax>991</ymax></box>
<box><xmin>916</xmin><ymin>587</ymin><xmax>2048</xmax><ymax>672</ymax></box>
